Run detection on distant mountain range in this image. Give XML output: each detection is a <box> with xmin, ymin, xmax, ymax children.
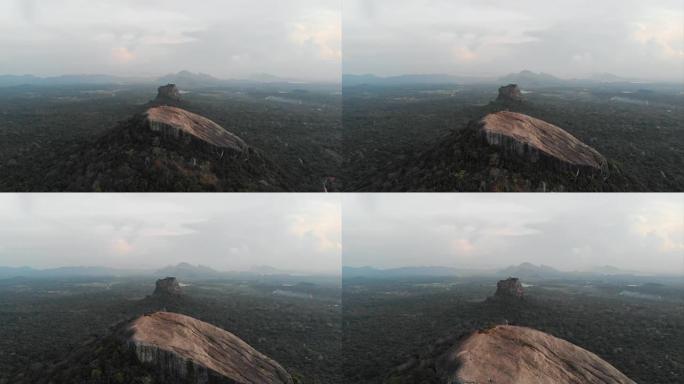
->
<box><xmin>0</xmin><ymin>74</ymin><xmax>138</xmax><ymax>87</ymax></box>
<box><xmin>498</xmin><ymin>262</ymin><xmax>566</xmax><ymax>279</ymax></box>
<box><xmin>0</xmin><ymin>262</ymin><xmax>667</xmax><ymax>281</ymax></box>
<box><xmin>0</xmin><ymin>70</ymin><xmax>655</xmax><ymax>89</ymax></box>
<box><xmin>0</xmin><ymin>265</ymin><xmax>144</xmax><ymax>278</ymax></box>
<box><xmin>342</xmin><ymin>262</ymin><xmax>662</xmax><ymax>280</ymax></box>
<box><xmin>343</xmin><ymin>70</ymin><xmax>644</xmax><ymax>87</ymax></box>
<box><xmin>0</xmin><ymin>262</ymin><xmax>299</xmax><ymax>280</ymax></box>
<box><xmin>342</xmin><ymin>266</ymin><xmax>462</xmax><ymax>279</ymax></box>
<box><xmin>0</xmin><ymin>71</ymin><xmax>306</xmax><ymax>88</ymax></box>
<box><xmin>343</xmin><ymin>74</ymin><xmax>460</xmax><ymax>86</ymax></box>
<box><xmin>498</xmin><ymin>70</ymin><xmax>565</xmax><ymax>87</ymax></box>
<box><xmin>154</xmin><ymin>262</ymin><xmax>225</xmax><ymax>279</ymax></box>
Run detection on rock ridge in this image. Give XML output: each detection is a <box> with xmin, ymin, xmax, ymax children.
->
<box><xmin>478</xmin><ymin>111</ymin><xmax>608</xmax><ymax>174</ymax></box>
<box><xmin>437</xmin><ymin>325</ymin><xmax>636</xmax><ymax>384</ymax></box>
<box><xmin>144</xmin><ymin>106</ymin><xmax>248</xmax><ymax>152</ymax></box>
<box><xmin>126</xmin><ymin>311</ymin><xmax>293</xmax><ymax>384</ymax></box>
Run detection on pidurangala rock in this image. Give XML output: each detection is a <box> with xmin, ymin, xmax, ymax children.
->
<box><xmin>127</xmin><ymin>312</ymin><xmax>294</xmax><ymax>384</ymax></box>
<box><xmin>437</xmin><ymin>325</ymin><xmax>636</xmax><ymax>384</ymax></box>
<box><xmin>477</xmin><ymin>111</ymin><xmax>608</xmax><ymax>174</ymax></box>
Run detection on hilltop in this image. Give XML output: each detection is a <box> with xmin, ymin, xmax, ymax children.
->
<box><xmin>437</xmin><ymin>325</ymin><xmax>635</xmax><ymax>383</ymax></box>
<box><xmin>356</xmin><ymin>107</ymin><xmax>639</xmax><ymax>191</ymax></box>
<box><xmin>46</xmin><ymin>312</ymin><xmax>294</xmax><ymax>384</ymax></box>
<box><xmin>2</xmin><ymin>87</ymin><xmax>297</xmax><ymax>191</ymax></box>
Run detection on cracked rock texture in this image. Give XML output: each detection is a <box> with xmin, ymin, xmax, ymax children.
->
<box><xmin>478</xmin><ymin>111</ymin><xmax>608</xmax><ymax>173</ymax></box>
<box><xmin>127</xmin><ymin>312</ymin><xmax>293</xmax><ymax>384</ymax></box>
<box><xmin>437</xmin><ymin>325</ymin><xmax>635</xmax><ymax>384</ymax></box>
<box><xmin>145</xmin><ymin>106</ymin><xmax>248</xmax><ymax>152</ymax></box>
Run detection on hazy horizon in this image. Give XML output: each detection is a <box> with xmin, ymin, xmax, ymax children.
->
<box><xmin>0</xmin><ymin>194</ymin><xmax>341</xmax><ymax>274</ymax></box>
<box><xmin>344</xmin><ymin>0</ymin><xmax>684</xmax><ymax>82</ymax></box>
<box><xmin>0</xmin><ymin>69</ymin><xmax>337</xmax><ymax>83</ymax></box>
<box><xmin>340</xmin><ymin>70</ymin><xmax>683</xmax><ymax>83</ymax></box>
<box><xmin>342</xmin><ymin>194</ymin><xmax>684</xmax><ymax>275</ymax></box>
<box><xmin>0</xmin><ymin>0</ymin><xmax>341</xmax><ymax>82</ymax></box>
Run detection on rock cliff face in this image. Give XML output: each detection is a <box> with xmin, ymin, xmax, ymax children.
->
<box><xmin>126</xmin><ymin>312</ymin><xmax>294</xmax><ymax>384</ymax></box>
<box><xmin>496</xmin><ymin>84</ymin><xmax>523</xmax><ymax>103</ymax></box>
<box><xmin>153</xmin><ymin>277</ymin><xmax>183</xmax><ymax>297</ymax></box>
<box><xmin>144</xmin><ymin>106</ymin><xmax>248</xmax><ymax>152</ymax></box>
<box><xmin>156</xmin><ymin>84</ymin><xmax>182</xmax><ymax>102</ymax></box>
<box><xmin>494</xmin><ymin>277</ymin><xmax>524</xmax><ymax>300</ymax></box>
<box><xmin>437</xmin><ymin>325</ymin><xmax>636</xmax><ymax>384</ymax></box>
<box><xmin>478</xmin><ymin>111</ymin><xmax>608</xmax><ymax>174</ymax></box>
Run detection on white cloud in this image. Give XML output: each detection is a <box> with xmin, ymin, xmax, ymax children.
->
<box><xmin>343</xmin><ymin>0</ymin><xmax>684</xmax><ymax>81</ymax></box>
<box><xmin>0</xmin><ymin>0</ymin><xmax>341</xmax><ymax>81</ymax></box>
<box><xmin>342</xmin><ymin>194</ymin><xmax>684</xmax><ymax>274</ymax></box>
<box><xmin>0</xmin><ymin>194</ymin><xmax>341</xmax><ymax>273</ymax></box>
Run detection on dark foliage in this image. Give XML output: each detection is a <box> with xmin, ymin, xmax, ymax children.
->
<box><xmin>342</xmin><ymin>277</ymin><xmax>684</xmax><ymax>384</ymax></box>
<box><xmin>0</xmin><ymin>84</ymin><xmax>341</xmax><ymax>192</ymax></box>
<box><xmin>0</xmin><ymin>277</ymin><xmax>342</xmax><ymax>384</ymax></box>
<box><xmin>342</xmin><ymin>84</ymin><xmax>684</xmax><ymax>191</ymax></box>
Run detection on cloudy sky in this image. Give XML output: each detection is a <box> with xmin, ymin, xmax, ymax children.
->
<box><xmin>0</xmin><ymin>0</ymin><xmax>341</xmax><ymax>81</ymax></box>
<box><xmin>344</xmin><ymin>0</ymin><xmax>684</xmax><ymax>81</ymax></box>
<box><xmin>343</xmin><ymin>194</ymin><xmax>684</xmax><ymax>275</ymax></box>
<box><xmin>0</xmin><ymin>194</ymin><xmax>341</xmax><ymax>273</ymax></box>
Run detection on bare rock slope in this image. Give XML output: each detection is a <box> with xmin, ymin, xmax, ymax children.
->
<box><xmin>46</xmin><ymin>311</ymin><xmax>294</xmax><ymax>383</ymax></box>
<box><xmin>478</xmin><ymin>111</ymin><xmax>607</xmax><ymax>173</ymax></box>
<box><xmin>359</xmin><ymin>109</ymin><xmax>640</xmax><ymax>192</ymax></box>
<box><xmin>127</xmin><ymin>312</ymin><xmax>293</xmax><ymax>384</ymax></box>
<box><xmin>438</xmin><ymin>325</ymin><xmax>635</xmax><ymax>384</ymax></box>
<box><xmin>145</xmin><ymin>106</ymin><xmax>248</xmax><ymax>152</ymax></box>
<box><xmin>24</xmin><ymin>103</ymin><xmax>296</xmax><ymax>191</ymax></box>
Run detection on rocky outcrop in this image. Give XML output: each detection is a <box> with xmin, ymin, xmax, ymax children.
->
<box><xmin>494</xmin><ymin>277</ymin><xmax>524</xmax><ymax>300</ymax></box>
<box><xmin>144</xmin><ymin>106</ymin><xmax>248</xmax><ymax>152</ymax></box>
<box><xmin>437</xmin><ymin>325</ymin><xmax>635</xmax><ymax>384</ymax></box>
<box><xmin>153</xmin><ymin>277</ymin><xmax>183</xmax><ymax>297</ymax></box>
<box><xmin>126</xmin><ymin>312</ymin><xmax>293</xmax><ymax>384</ymax></box>
<box><xmin>156</xmin><ymin>84</ymin><xmax>182</xmax><ymax>102</ymax></box>
<box><xmin>497</xmin><ymin>84</ymin><xmax>523</xmax><ymax>103</ymax></box>
<box><xmin>355</xmin><ymin>108</ymin><xmax>639</xmax><ymax>192</ymax></box>
<box><xmin>478</xmin><ymin>111</ymin><xmax>608</xmax><ymax>174</ymax></box>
